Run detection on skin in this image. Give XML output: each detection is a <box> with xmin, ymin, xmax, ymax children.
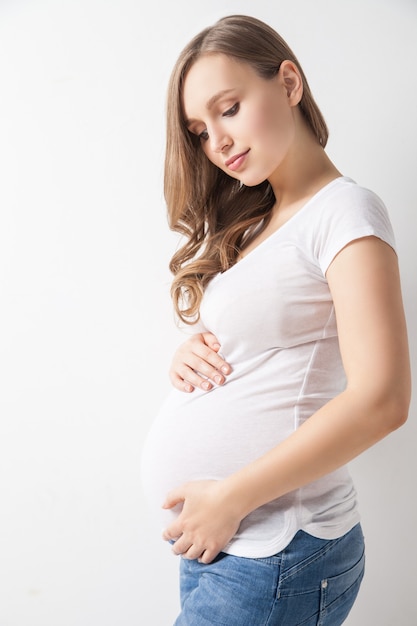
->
<box><xmin>162</xmin><ymin>54</ymin><xmax>411</xmax><ymax>564</ymax></box>
<box><xmin>168</xmin><ymin>332</ymin><xmax>231</xmax><ymax>393</ymax></box>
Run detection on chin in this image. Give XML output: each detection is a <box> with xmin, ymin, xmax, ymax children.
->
<box><xmin>239</xmin><ymin>176</ymin><xmax>268</xmax><ymax>188</ymax></box>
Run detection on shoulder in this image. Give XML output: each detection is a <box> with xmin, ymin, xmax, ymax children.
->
<box><xmin>308</xmin><ymin>177</ymin><xmax>396</xmax><ymax>274</ymax></box>
<box><xmin>316</xmin><ymin>177</ymin><xmax>389</xmax><ymax>221</ymax></box>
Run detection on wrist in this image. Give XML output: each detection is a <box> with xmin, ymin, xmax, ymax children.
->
<box><xmin>219</xmin><ymin>472</ymin><xmax>260</xmax><ymax>521</ymax></box>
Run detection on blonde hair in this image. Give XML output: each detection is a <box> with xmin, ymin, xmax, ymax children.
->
<box><xmin>165</xmin><ymin>14</ymin><xmax>328</xmax><ymax>324</ymax></box>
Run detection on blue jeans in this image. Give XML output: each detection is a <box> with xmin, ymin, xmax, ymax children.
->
<box><xmin>174</xmin><ymin>524</ymin><xmax>365</xmax><ymax>625</ymax></box>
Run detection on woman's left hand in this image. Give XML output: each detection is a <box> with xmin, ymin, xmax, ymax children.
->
<box><xmin>162</xmin><ymin>480</ymin><xmax>242</xmax><ymax>564</ymax></box>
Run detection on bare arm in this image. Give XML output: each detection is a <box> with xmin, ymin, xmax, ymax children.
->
<box><xmin>163</xmin><ymin>237</ymin><xmax>411</xmax><ymax>562</ymax></box>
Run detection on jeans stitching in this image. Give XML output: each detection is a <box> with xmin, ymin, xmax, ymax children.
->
<box><xmin>317</xmin><ymin>555</ymin><xmax>365</xmax><ymax>626</ymax></box>
<box><xmin>279</xmin><ymin>534</ymin><xmax>346</xmax><ymax>585</ymax></box>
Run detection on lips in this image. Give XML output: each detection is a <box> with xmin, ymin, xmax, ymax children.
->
<box><xmin>225</xmin><ymin>149</ymin><xmax>250</xmax><ymax>171</ymax></box>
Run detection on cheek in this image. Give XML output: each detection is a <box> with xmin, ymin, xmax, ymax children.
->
<box><xmin>250</xmin><ymin>100</ymin><xmax>292</xmax><ymax>145</ymax></box>
<box><xmin>202</xmin><ymin>144</ymin><xmax>222</xmax><ymax>168</ymax></box>
<box><xmin>201</xmin><ymin>145</ymin><xmax>234</xmax><ymax>179</ymax></box>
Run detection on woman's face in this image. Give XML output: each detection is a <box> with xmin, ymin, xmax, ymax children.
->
<box><xmin>182</xmin><ymin>53</ymin><xmax>301</xmax><ymax>187</ymax></box>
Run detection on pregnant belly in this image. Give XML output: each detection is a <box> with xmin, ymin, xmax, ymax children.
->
<box><xmin>140</xmin><ymin>384</ymin><xmax>295</xmax><ymax>529</ymax></box>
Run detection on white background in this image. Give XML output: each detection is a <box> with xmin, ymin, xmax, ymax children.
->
<box><xmin>0</xmin><ymin>0</ymin><xmax>416</xmax><ymax>624</ymax></box>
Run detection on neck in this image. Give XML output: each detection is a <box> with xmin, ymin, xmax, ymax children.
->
<box><xmin>268</xmin><ymin>116</ymin><xmax>341</xmax><ymax>212</ymax></box>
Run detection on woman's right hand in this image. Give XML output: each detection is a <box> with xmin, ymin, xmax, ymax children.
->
<box><xmin>169</xmin><ymin>332</ymin><xmax>232</xmax><ymax>392</ymax></box>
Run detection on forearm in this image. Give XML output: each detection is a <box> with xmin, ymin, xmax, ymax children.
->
<box><xmin>222</xmin><ymin>387</ymin><xmax>408</xmax><ymax>519</ymax></box>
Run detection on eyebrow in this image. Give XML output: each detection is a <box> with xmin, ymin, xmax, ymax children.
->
<box><xmin>185</xmin><ymin>88</ymin><xmax>236</xmax><ymax>127</ymax></box>
<box><xmin>206</xmin><ymin>88</ymin><xmax>235</xmax><ymax>110</ymax></box>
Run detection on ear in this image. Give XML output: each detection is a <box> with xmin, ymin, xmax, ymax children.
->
<box><xmin>279</xmin><ymin>60</ymin><xmax>303</xmax><ymax>106</ymax></box>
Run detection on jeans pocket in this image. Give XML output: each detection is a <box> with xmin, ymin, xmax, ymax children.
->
<box><xmin>317</xmin><ymin>550</ymin><xmax>365</xmax><ymax>626</ymax></box>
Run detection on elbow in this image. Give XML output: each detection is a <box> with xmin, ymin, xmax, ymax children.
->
<box><xmin>361</xmin><ymin>359</ymin><xmax>412</xmax><ymax>434</ymax></box>
<box><xmin>350</xmin><ymin>377</ymin><xmax>412</xmax><ymax>437</ymax></box>
<box><xmin>391</xmin><ymin>401</ymin><xmax>410</xmax><ymax>430</ymax></box>
<box><xmin>380</xmin><ymin>386</ymin><xmax>411</xmax><ymax>433</ymax></box>
<box><xmin>386</xmin><ymin>406</ymin><xmax>409</xmax><ymax>433</ymax></box>
<box><xmin>381</xmin><ymin>349</ymin><xmax>412</xmax><ymax>432</ymax></box>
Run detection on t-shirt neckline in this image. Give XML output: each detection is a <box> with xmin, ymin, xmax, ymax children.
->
<box><xmin>235</xmin><ymin>175</ymin><xmax>354</xmax><ymax>267</ymax></box>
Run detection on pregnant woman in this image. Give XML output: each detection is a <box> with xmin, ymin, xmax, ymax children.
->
<box><xmin>141</xmin><ymin>15</ymin><xmax>411</xmax><ymax>626</ymax></box>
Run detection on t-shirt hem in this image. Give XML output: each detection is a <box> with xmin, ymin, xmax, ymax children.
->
<box><xmin>220</xmin><ymin>514</ymin><xmax>361</xmax><ymax>559</ymax></box>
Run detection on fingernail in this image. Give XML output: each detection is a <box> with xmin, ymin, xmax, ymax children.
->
<box><xmin>202</xmin><ymin>381</ymin><xmax>211</xmax><ymax>390</ymax></box>
<box><xmin>213</xmin><ymin>343</ymin><xmax>221</xmax><ymax>349</ymax></box>
<box><xmin>214</xmin><ymin>375</ymin><xmax>222</xmax><ymax>384</ymax></box>
<box><xmin>221</xmin><ymin>365</ymin><xmax>229</xmax><ymax>374</ymax></box>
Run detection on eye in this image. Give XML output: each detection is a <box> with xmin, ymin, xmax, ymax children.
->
<box><xmin>199</xmin><ymin>129</ymin><xmax>209</xmax><ymax>141</ymax></box>
<box><xmin>222</xmin><ymin>102</ymin><xmax>239</xmax><ymax>117</ymax></box>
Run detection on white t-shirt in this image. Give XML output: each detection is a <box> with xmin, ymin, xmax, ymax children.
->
<box><xmin>141</xmin><ymin>176</ymin><xmax>396</xmax><ymax>558</ymax></box>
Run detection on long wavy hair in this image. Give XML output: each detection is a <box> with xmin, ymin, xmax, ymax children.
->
<box><xmin>165</xmin><ymin>14</ymin><xmax>328</xmax><ymax>324</ymax></box>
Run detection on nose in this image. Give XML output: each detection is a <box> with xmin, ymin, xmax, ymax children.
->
<box><xmin>209</xmin><ymin>127</ymin><xmax>232</xmax><ymax>153</ymax></box>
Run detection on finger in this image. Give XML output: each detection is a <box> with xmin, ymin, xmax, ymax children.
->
<box><xmin>162</xmin><ymin>523</ymin><xmax>182</xmax><ymax>541</ymax></box>
<box><xmin>198</xmin><ymin>548</ymin><xmax>218</xmax><ymax>564</ymax></box>
<box><xmin>169</xmin><ymin>350</ymin><xmax>231</xmax><ymax>392</ymax></box>
<box><xmin>162</xmin><ymin>490</ymin><xmax>184</xmax><ymax>510</ymax></box>
<box><xmin>178</xmin><ymin>334</ymin><xmax>231</xmax><ymax>376</ymax></box>
<box><xmin>171</xmin><ymin>361</ymin><xmax>216</xmax><ymax>391</ymax></box>
<box><xmin>182</xmin><ymin>363</ymin><xmax>215</xmax><ymax>390</ymax></box>
<box><xmin>169</xmin><ymin>371</ymin><xmax>195</xmax><ymax>393</ymax></box>
<box><xmin>181</xmin><ymin>544</ymin><xmax>205</xmax><ymax>560</ymax></box>
<box><xmin>171</xmin><ymin>538</ymin><xmax>193</xmax><ymax>556</ymax></box>
<box><xmin>181</xmin><ymin>355</ymin><xmax>230</xmax><ymax>385</ymax></box>
<box><xmin>169</xmin><ymin>367</ymin><xmax>213</xmax><ymax>392</ymax></box>
<box><xmin>180</xmin><ymin>351</ymin><xmax>221</xmax><ymax>377</ymax></box>
<box><xmin>198</xmin><ymin>351</ymin><xmax>232</xmax><ymax>378</ymax></box>
<box><xmin>201</xmin><ymin>332</ymin><xmax>221</xmax><ymax>351</ymax></box>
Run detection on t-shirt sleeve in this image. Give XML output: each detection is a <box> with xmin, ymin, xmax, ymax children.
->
<box><xmin>313</xmin><ymin>184</ymin><xmax>396</xmax><ymax>275</ymax></box>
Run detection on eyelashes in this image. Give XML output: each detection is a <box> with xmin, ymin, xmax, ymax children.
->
<box><xmin>223</xmin><ymin>102</ymin><xmax>239</xmax><ymax>117</ymax></box>
<box><xmin>196</xmin><ymin>102</ymin><xmax>240</xmax><ymax>141</ymax></box>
